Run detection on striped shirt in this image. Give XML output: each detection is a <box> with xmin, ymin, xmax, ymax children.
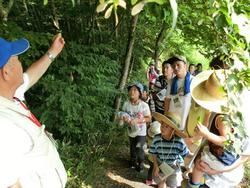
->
<box><xmin>149</xmin><ymin>134</ymin><xmax>189</xmax><ymax>165</ymax></box>
<box><xmin>153</xmin><ymin>75</ymin><xmax>170</xmax><ymax>114</ymax></box>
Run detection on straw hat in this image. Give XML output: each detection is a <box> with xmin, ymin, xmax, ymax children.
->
<box><xmin>190</xmin><ymin>70</ymin><xmax>228</xmax><ymax>113</ymax></box>
<box><xmin>186</xmin><ymin>99</ymin><xmax>208</xmax><ymax>137</ymax></box>
<box><xmin>148</xmin><ymin>121</ymin><xmax>161</xmax><ymax>138</ymax></box>
<box><xmin>152</xmin><ymin>112</ymin><xmax>188</xmax><ymax>138</ymax></box>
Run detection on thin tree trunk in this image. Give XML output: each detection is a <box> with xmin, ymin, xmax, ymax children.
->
<box><xmin>113</xmin><ymin>14</ymin><xmax>139</xmax><ymax>117</ymax></box>
<box><xmin>0</xmin><ymin>0</ymin><xmax>14</xmax><ymax>21</ymax></box>
<box><xmin>154</xmin><ymin>22</ymin><xmax>166</xmax><ymax>67</ymax></box>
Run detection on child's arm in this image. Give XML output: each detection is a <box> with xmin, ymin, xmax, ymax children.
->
<box><xmin>152</xmin><ymin>155</ymin><xmax>160</xmax><ymax>177</ymax></box>
<box><xmin>138</xmin><ymin>115</ymin><xmax>151</xmax><ymax>124</ymax></box>
<box><xmin>195</xmin><ymin>115</ymin><xmax>227</xmax><ymax>146</ymax></box>
<box><xmin>197</xmin><ymin>155</ymin><xmax>249</xmax><ymax>175</ymax></box>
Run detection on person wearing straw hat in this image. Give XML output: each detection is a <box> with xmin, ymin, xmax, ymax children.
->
<box><xmin>121</xmin><ymin>82</ymin><xmax>152</xmax><ymax>172</ymax></box>
<box><xmin>0</xmin><ymin>34</ymin><xmax>67</xmax><ymax>188</ymax></box>
<box><xmin>187</xmin><ymin>70</ymin><xmax>249</xmax><ymax>188</ymax></box>
<box><xmin>149</xmin><ymin>112</ymin><xmax>189</xmax><ymax>188</ymax></box>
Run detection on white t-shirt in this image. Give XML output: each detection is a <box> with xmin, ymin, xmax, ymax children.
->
<box><xmin>166</xmin><ymin>77</ymin><xmax>192</xmax><ymax>130</ymax></box>
<box><xmin>122</xmin><ymin>100</ymin><xmax>151</xmax><ymax>137</ymax></box>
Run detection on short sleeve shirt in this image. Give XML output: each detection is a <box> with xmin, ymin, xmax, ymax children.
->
<box><xmin>122</xmin><ymin>100</ymin><xmax>151</xmax><ymax>136</ymax></box>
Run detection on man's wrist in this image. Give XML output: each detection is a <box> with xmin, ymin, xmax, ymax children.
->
<box><xmin>46</xmin><ymin>51</ymin><xmax>56</xmax><ymax>62</ymax></box>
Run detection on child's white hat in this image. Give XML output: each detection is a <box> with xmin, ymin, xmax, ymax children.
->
<box><xmin>148</xmin><ymin>121</ymin><xmax>161</xmax><ymax>138</ymax></box>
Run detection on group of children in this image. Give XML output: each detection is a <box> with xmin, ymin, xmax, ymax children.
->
<box><xmin>117</xmin><ymin>62</ymin><xmax>247</xmax><ymax>188</ymax></box>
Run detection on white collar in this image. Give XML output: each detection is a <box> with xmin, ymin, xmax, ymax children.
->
<box><xmin>0</xmin><ymin>96</ymin><xmax>30</xmax><ymax>117</ymax></box>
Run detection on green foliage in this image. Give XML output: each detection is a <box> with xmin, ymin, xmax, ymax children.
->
<box><xmin>31</xmin><ymin>42</ymin><xmax>121</xmax><ymax>144</ymax></box>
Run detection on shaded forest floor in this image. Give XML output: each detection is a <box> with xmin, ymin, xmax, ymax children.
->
<box><xmin>86</xmin><ymin>143</ymin><xmax>154</xmax><ymax>188</ymax></box>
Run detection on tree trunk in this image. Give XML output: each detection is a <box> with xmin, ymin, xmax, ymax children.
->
<box><xmin>154</xmin><ymin>22</ymin><xmax>167</xmax><ymax>68</ymax></box>
<box><xmin>113</xmin><ymin>14</ymin><xmax>139</xmax><ymax>117</ymax></box>
<box><xmin>0</xmin><ymin>0</ymin><xmax>14</xmax><ymax>21</ymax></box>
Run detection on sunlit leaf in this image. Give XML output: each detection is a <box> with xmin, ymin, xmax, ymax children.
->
<box><xmin>44</xmin><ymin>0</ymin><xmax>48</xmax><ymax>5</ymax></box>
<box><xmin>169</xmin><ymin>0</ymin><xmax>178</xmax><ymax>29</ymax></box>
<box><xmin>96</xmin><ymin>2</ymin><xmax>109</xmax><ymax>13</ymax></box>
<box><xmin>197</xmin><ymin>19</ymin><xmax>203</xmax><ymax>26</ymax></box>
<box><xmin>118</xmin><ymin>0</ymin><xmax>126</xmax><ymax>9</ymax></box>
<box><xmin>115</xmin><ymin>11</ymin><xmax>119</xmax><ymax>26</ymax></box>
<box><xmin>71</xmin><ymin>0</ymin><xmax>75</xmax><ymax>7</ymax></box>
<box><xmin>131</xmin><ymin>1</ymin><xmax>146</xmax><ymax>16</ymax></box>
<box><xmin>232</xmin><ymin>12</ymin><xmax>250</xmax><ymax>44</ymax></box>
<box><xmin>105</xmin><ymin>5</ymin><xmax>113</xmax><ymax>19</ymax></box>
<box><xmin>147</xmin><ymin>0</ymin><xmax>164</xmax><ymax>4</ymax></box>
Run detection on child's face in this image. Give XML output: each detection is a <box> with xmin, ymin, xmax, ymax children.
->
<box><xmin>163</xmin><ymin>63</ymin><xmax>173</xmax><ymax>77</ymax></box>
<box><xmin>160</xmin><ymin>122</ymin><xmax>175</xmax><ymax>140</ymax></box>
<box><xmin>129</xmin><ymin>86</ymin><xmax>140</xmax><ymax>100</ymax></box>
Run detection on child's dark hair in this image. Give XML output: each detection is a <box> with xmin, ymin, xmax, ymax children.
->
<box><xmin>210</xmin><ymin>57</ymin><xmax>229</xmax><ymax>70</ymax></box>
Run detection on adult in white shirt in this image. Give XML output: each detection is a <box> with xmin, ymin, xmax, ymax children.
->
<box><xmin>164</xmin><ymin>55</ymin><xmax>193</xmax><ymax>131</ymax></box>
<box><xmin>0</xmin><ymin>34</ymin><xmax>67</xmax><ymax>188</ymax></box>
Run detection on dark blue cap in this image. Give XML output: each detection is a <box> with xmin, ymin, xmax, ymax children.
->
<box><xmin>0</xmin><ymin>38</ymin><xmax>30</xmax><ymax>68</ymax></box>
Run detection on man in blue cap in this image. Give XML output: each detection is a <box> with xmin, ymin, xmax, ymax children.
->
<box><xmin>0</xmin><ymin>34</ymin><xmax>67</xmax><ymax>188</ymax></box>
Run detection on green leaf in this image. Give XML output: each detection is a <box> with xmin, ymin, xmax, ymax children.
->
<box><xmin>147</xmin><ymin>0</ymin><xmax>165</xmax><ymax>5</ymax></box>
<box><xmin>131</xmin><ymin>0</ymin><xmax>139</xmax><ymax>5</ymax></box>
<box><xmin>71</xmin><ymin>0</ymin><xmax>75</xmax><ymax>7</ymax></box>
<box><xmin>44</xmin><ymin>0</ymin><xmax>48</xmax><ymax>5</ymax></box>
<box><xmin>215</xmin><ymin>14</ymin><xmax>227</xmax><ymax>29</ymax></box>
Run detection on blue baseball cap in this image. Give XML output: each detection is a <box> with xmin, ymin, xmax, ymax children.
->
<box><xmin>0</xmin><ymin>38</ymin><xmax>30</xmax><ymax>68</ymax></box>
<box><xmin>127</xmin><ymin>82</ymin><xmax>144</xmax><ymax>94</ymax></box>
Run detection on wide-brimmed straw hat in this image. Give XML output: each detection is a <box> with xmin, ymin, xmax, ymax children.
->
<box><xmin>152</xmin><ymin>112</ymin><xmax>188</xmax><ymax>138</ymax></box>
<box><xmin>190</xmin><ymin>70</ymin><xmax>228</xmax><ymax>113</ymax></box>
<box><xmin>148</xmin><ymin>121</ymin><xmax>161</xmax><ymax>138</ymax></box>
<box><xmin>186</xmin><ymin>99</ymin><xmax>208</xmax><ymax>137</ymax></box>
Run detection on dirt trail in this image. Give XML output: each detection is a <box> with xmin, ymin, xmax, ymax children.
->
<box><xmin>97</xmin><ymin>146</ymin><xmax>155</xmax><ymax>188</ymax></box>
